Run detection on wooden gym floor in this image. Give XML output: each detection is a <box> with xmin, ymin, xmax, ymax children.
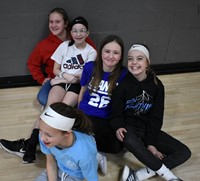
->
<box><xmin>0</xmin><ymin>72</ymin><xmax>200</xmax><ymax>181</ymax></box>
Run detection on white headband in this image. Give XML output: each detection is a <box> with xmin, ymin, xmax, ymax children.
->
<box><xmin>40</xmin><ymin>106</ymin><xmax>75</xmax><ymax>131</ymax></box>
<box><xmin>128</xmin><ymin>44</ymin><xmax>150</xmax><ymax>60</ymax></box>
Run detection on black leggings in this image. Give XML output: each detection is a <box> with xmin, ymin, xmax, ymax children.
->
<box><xmin>123</xmin><ymin>126</ymin><xmax>191</xmax><ymax>171</ymax></box>
<box><xmin>88</xmin><ymin>116</ymin><xmax>123</xmax><ymax>154</ymax></box>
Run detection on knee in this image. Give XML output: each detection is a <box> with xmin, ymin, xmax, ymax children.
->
<box><xmin>110</xmin><ymin>144</ymin><xmax>123</xmax><ymax>154</ymax></box>
<box><xmin>178</xmin><ymin>144</ymin><xmax>192</xmax><ymax>163</ymax></box>
<box><xmin>183</xmin><ymin>145</ymin><xmax>192</xmax><ymax>160</ymax></box>
<box><xmin>37</xmin><ymin>93</ymin><xmax>46</xmax><ymax>106</ymax></box>
<box><xmin>123</xmin><ymin>135</ymin><xmax>132</xmax><ymax>147</ymax></box>
<box><xmin>123</xmin><ymin>135</ymin><xmax>138</xmax><ymax>150</ymax></box>
<box><xmin>37</xmin><ymin>81</ymin><xmax>51</xmax><ymax>106</ymax></box>
<box><xmin>123</xmin><ymin>134</ymin><xmax>145</xmax><ymax>155</ymax></box>
<box><xmin>97</xmin><ymin>141</ymin><xmax>123</xmax><ymax>154</ymax></box>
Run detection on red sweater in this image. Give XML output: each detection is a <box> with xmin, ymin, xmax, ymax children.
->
<box><xmin>27</xmin><ymin>33</ymin><xmax>96</xmax><ymax>85</ymax></box>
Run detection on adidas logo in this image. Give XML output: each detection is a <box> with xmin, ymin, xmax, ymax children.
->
<box><xmin>128</xmin><ymin>174</ymin><xmax>135</xmax><ymax>181</ymax></box>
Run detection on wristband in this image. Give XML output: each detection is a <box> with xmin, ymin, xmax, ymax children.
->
<box><xmin>59</xmin><ymin>71</ymin><xmax>64</xmax><ymax>78</ymax></box>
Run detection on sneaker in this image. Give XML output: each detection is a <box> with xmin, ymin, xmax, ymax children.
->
<box><xmin>21</xmin><ymin>128</ymin><xmax>39</xmax><ymax>164</ymax></box>
<box><xmin>121</xmin><ymin>165</ymin><xmax>139</xmax><ymax>181</ymax></box>
<box><xmin>0</xmin><ymin>138</ymin><xmax>26</xmax><ymax>158</ymax></box>
<box><xmin>22</xmin><ymin>153</ymin><xmax>36</xmax><ymax>164</ymax></box>
<box><xmin>97</xmin><ymin>152</ymin><xmax>107</xmax><ymax>175</ymax></box>
<box><xmin>22</xmin><ymin>140</ymin><xmax>37</xmax><ymax>164</ymax></box>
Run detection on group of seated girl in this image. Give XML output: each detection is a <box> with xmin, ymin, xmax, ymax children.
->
<box><xmin>0</xmin><ymin>7</ymin><xmax>191</xmax><ymax>181</ymax></box>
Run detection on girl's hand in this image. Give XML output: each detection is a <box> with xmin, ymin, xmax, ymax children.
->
<box><xmin>116</xmin><ymin>128</ymin><xmax>127</xmax><ymax>142</ymax></box>
<box><xmin>63</xmin><ymin>73</ymin><xmax>79</xmax><ymax>83</ymax></box>
<box><xmin>147</xmin><ymin>145</ymin><xmax>164</xmax><ymax>160</ymax></box>
<box><xmin>74</xmin><ymin>73</ymin><xmax>81</xmax><ymax>80</ymax></box>
<box><xmin>50</xmin><ymin>77</ymin><xmax>67</xmax><ymax>86</ymax></box>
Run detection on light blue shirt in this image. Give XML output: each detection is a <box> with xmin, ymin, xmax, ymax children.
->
<box><xmin>39</xmin><ymin>131</ymin><xmax>98</xmax><ymax>181</ymax></box>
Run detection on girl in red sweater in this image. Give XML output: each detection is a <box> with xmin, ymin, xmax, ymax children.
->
<box><xmin>28</xmin><ymin>7</ymin><xmax>95</xmax><ymax>106</ymax></box>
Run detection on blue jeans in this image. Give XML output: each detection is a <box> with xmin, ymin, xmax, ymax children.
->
<box><xmin>37</xmin><ymin>80</ymin><xmax>51</xmax><ymax>106</ymax></box>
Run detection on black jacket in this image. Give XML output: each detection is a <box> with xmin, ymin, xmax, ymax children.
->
<box><xmin>110</xmin><ymin>71</ymin><xmax>165</xmax><ymax>146</ymax></box>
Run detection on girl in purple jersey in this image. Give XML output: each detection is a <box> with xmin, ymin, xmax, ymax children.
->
<box><xmin>78</xmin><ymin>35</ymin><xmax>128</xmax><ymax>175</ymax></box>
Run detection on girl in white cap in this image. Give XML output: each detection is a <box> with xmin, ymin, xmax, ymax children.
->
<box><xmin>35</xmin><ymin>102</ymin><xmax>98</xmax><ymax>181</ymax></box>
<box><xmin>110</xmin><ymin>44</ymin><xmax>191</xmax><ymax>181</ymax></box>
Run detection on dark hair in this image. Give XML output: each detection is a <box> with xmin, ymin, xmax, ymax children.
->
<box><xmin>50</xmin><ymin>102</ymin><xmax>93</xmax><ymax>135</ymax></box>
<box><xmin>48</xmin><ymin>7</ymin><xmax>71</xmax><ymax>41</ymax></box>
<box><xmin>48</xmin><ymin>7</ymin><xmax>69</xmax><ymax>22</ymax></box>
<box><xmin>68</xmin><ymin>16</ymin><xmax>89</xmax><ymax>46</ymax></box>
<box><xmin>70</xmin><ymin>16</ymin><xmax>88</xmax><ymax>30</ymax></box>
<box><xmin>90</xmin><ymin>34</ymin><xmax>124</xmax><ymax>94</ymax></box>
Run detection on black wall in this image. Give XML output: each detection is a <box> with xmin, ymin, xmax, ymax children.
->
<box><xmin>0</xmin><ymin>0</ymin><xmax>200</xmax><ymax>87</ymax></box>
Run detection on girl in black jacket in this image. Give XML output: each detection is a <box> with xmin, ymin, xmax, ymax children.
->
<box><xmin>110</xmin><ymin>44</ymin><xmax>191</xmax><ymax>181</ymax></box>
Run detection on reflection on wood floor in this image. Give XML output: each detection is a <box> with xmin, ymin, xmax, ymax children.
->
<box><xmin>0</xmin><ymin>72</ymin><xmax>200</xmax><ymax>181</ymax></box>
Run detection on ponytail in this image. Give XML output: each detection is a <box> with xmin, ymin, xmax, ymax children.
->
<box><xmin>49</xmin><ymin>102</ymin><xmax>93</xmax><ymax>135</ymax></box>
<box><xmin>72</xmin><ymin>108</ymin><xmax>93</xmax><ymax>135</ymax></box>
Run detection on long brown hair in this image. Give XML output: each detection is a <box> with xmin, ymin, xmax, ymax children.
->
<box><xmin>90</xmin><ymin>34</ymin><xmax>124</xmax><ymax>94</ymax></box>
<box><xmin>48</xmin><ymin>7</ymin><xmax>69</xmax><ymax>23</ymax></box>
